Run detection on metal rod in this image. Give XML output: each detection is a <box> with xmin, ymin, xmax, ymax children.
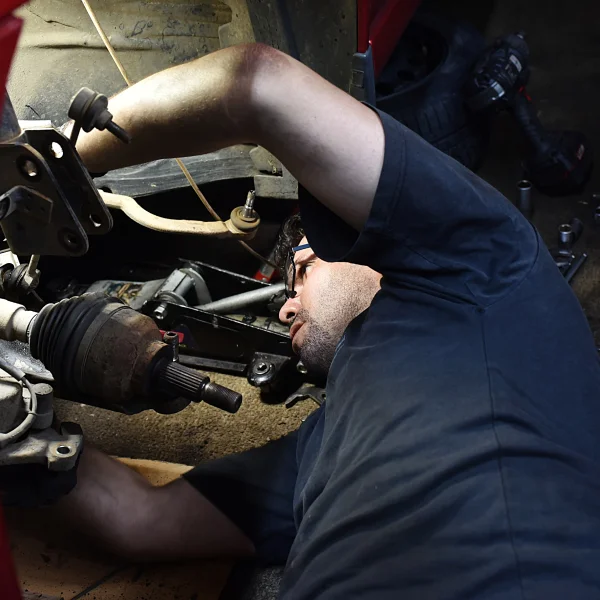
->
<box><xmin>27</xmin><ymin>255</ymin><xmax>40</xmax><ymax>277</ymax></box>
<box><xmin>242</xmin><ymin>190</ymin><xmax>256</xmax><ymax>219</ymax></box>
<box><xmin>564</xmin><ymin>253</ymin><xmax>587</xmax><ymax>284</ymax></box>
<box><xmin>0</xmin><ymin>93</ymin><xmax>22</xmax><ymax>143</ymax></box>
<box><xmin>196</xmin><ymin>282</ymin><xmax>285</xmax><ymax>314</ymax></box>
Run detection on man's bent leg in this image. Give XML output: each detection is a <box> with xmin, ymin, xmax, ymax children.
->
<box><xmin>56</xmin><ymin>447</ymin><xmax>255</xmax><ymax>561</ymax></box>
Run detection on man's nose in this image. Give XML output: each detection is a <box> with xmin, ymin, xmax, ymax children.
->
<box><xmin>279</xmin><ymin>295</ymin><xmax>300</xmax><ymax>324</ymax></box>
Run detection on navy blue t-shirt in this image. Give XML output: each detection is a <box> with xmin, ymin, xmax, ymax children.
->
<box><xmin>186</xmin><ymin>109</ymin><xmax>600</xmax><ymax>599</ymax></box>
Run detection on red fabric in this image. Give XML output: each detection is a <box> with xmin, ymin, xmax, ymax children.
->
<box><xmin>0</xmin><ymin>5</ymin><xmax>25</xmax><ymax>593</ymax></box>
<box><xmin>0</xmin><ymin>0</ymin><xmax>27</xmax><ymax>109</ymax></box>
<box><xmin>0</xmin><ymin>504</ymin><xmax>22</xmax><ymax>600</ymax></box>
<box><xmin>0</xmin><ymin>14</ymin><xmax>22</xmax><ymax>107</ymax></box>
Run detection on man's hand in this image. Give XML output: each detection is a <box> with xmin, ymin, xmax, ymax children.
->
<box><xmin>77</xmin><ymin>43</ymin><xmax>385</xmax><ymax>232</ymax></box>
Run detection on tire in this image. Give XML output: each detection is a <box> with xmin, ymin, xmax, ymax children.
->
<box><xmin>376</xmin><ymin>14</ymin><xmax>489</xmax><ymax>171</ymax></box>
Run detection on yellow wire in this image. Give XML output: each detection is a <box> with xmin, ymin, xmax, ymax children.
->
<box><xmin>79</xmin><ymin>0</ymin><xmax>276</xmax><ymax>268</ymax></box>
<box><xmin>80</xmin><ymin>0</ymin><xmax>133</xmax><ymax>86</ymax></box>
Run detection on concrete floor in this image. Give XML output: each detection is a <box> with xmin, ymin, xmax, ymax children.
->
<box><xmin>52</xmin><ymin>0</ymin><xmax>600</xmax><ymax>469</ymax></box>
<box><xmin>54</xmin><ymin>374</ymin><xmax>315</xmax><ymax>464</ymax></box>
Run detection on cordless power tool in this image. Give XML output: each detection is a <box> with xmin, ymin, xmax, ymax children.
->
<box><xmin>466</xmin><ymin>32</ymin><xmax>592</xmax><ymax>196</ymax></box>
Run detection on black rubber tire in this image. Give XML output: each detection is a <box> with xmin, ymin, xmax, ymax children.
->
<box><xmin>376</xmin><ymin>14</ymin><xmax>489</xmax><ymax>171</ymax></box>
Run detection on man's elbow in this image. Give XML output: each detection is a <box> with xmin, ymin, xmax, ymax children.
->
<box><xmin>204</xmin><ymin>42</ymin><xmax>292</xmax><ymax>139</ymax></box>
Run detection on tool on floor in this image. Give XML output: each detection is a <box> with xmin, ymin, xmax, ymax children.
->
<box><xmin>550</xmin><ymin>218</ymin><xmax>587</xmax><ymax>284</ymax></box>
<box><xmin>564</xmin><ymin>252</ymin><xmax>588</xmax><ymax>284</ymax></box>
<box><xmin>516</xmin><ymin>179</ymin><xmax>533</xmax><ymax>219</ymax></box>
<box><xmin>466</xmin><ymin>32</ymin><xmax>593</xmax><ymax>196</ymax></box>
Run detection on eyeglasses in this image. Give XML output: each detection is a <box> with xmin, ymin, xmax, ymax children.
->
<box><xmin>284</xmin><ymin>243</ymin><xmax>310</xmax><ymax>299</ymax></box>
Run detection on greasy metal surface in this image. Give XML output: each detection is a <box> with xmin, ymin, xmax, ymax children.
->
<box><xmin>24</xmin><ymin>127</ymin><xmax>112</xmax><ymax>235</ymax></box>
<box><xmin>250</xmin><ymin>147</ymin><xmax>298</xmax><ymax>200</ymax></box>
<box><xmin>0</xmin><ymin>426</ymin><xmax>82</xmax><ymax>470</ymax></box>
<box><xmin>0</xmin><ymin>340</ymin><xmax>53</xmax><ymax>381</ymax></box>
<box><xmin>0</xmin><ymin>126</ymin><xmax>111</xmax><ymax>257</ymax></box>
<box><xmin>0</xmin><ymin>143</ymin><xmax>89</xmax><ymax>256</ymax></box>
<box><xmin>142</xmin><ymin>300</ymin><xmax>291</xmax><ymax>361</ymax></box>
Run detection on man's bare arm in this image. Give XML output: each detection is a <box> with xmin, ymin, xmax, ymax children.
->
<box><xmin>56</xmin><ymin>447</ymin><xmax>255</xmax><ymax>561</ymax></box>
<box><xmin>76</xmin><ymin>43</ymin><xmax>385</xmax><ymax>231</ymax></box>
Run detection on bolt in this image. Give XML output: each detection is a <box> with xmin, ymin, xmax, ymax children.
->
<box><xmin>241</xmin><ymin>190</ymin><xmax>256</xmax><ymax>219</ymax></box>
<box><xmin>105</xmin><ymin>120</ymin><xmax>132</xmax><ymax>144</ymax></box>
<box><xmin>559</xmin><ymin>223</ymin><xmax>573</xmax><ymax>247</ymax></box>
<box><xmin>163</xmin><ymin>330</ymin><xmax>179</xmax><ymax>361</ymax></box>
<box><xmin>153</xmin><ymin>302</ymin><xmax>168</xmax><ymax>321</ymax></box>
<box><xmin>20</xmin><ymin>158</ymin><xmax>38</xmax><ymax>179</ymax></box>
<box><xmin>254</xmin><ymin>361</ymin><xmax>271</xmax><ymax>375</ymax></box>
<box><xmin>296</xmin><ymin>361</ymin><xmax>308</xmax><ymax>375</ymax></box>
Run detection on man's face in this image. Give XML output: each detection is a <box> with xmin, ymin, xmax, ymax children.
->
<box><xmin>278</xmin><ymin>238</ymin><xmax>381</xmax><ymax>377</ymax></box>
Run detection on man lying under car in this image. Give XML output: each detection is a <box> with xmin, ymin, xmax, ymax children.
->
<box><xmin>33</xmin><ymin>43</ymin><xmax>600</xmax><ymax>598</ymax></box>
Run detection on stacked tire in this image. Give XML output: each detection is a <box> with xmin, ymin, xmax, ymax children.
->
<box><xmin>376</xmin><ymin>14</ymin><xmax>488</xmax><ymax>171</ymax></box>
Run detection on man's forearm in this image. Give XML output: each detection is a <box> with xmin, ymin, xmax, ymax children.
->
<box><xmin>78</xmin><ymin>43</ymin><xmax>384</xmax><ymax>231</ymax></box>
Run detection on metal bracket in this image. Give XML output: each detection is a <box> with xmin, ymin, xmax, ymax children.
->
<box><xmin>0</xmin><ymin>422</ymin><xmax>83</xmax><ymax>471</ymax></box>
<box><xmin>0</xmin><ymin>124</ymin><xmax>112</xmax><ymax>256</ymax></box>
<box><xmin>285</xmin><ymin>382</ymin><xmax>326</xmax><ymax>408</ymax></box>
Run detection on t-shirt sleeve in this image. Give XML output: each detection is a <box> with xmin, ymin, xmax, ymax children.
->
<box><xmin>183</xmin><ymin>431</ymin><xmax>299</xmax><ymax>565</ymax></box>
<box><xmin>299</xmin><ymin>108</ymin><xmax>539</xmax><ymax>305</ymax></box>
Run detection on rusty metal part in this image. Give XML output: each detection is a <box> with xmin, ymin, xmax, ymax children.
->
<box><xmin>29</xmin><ymin>293</ymin><xmax>243</xmax><ymax>415</ymax></box>
<box><xmin>163</xmin><ymin>331</ymin><xmax>179</xmax><ymax>362</ymax></box>
<box><xmin>74</xmin><ymin>301</ymin><xmax>169</xmax><ymax>408</ymax></box>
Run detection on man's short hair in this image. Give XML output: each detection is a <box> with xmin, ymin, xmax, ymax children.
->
<box><xmin>274</xmin><ymin>213</ymin><xmax>304</xmax><ymax>269</ymax></box>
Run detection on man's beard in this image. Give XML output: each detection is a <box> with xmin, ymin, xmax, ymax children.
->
<box><xmin>292</xmin><ymin>264</ymin><xmax>380</xmax><ymax>380</ymax></box>
<box><xmin>295</xmin><ymin>309</ymin><xmax>341</xmax><ymax>378</ymax></box>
